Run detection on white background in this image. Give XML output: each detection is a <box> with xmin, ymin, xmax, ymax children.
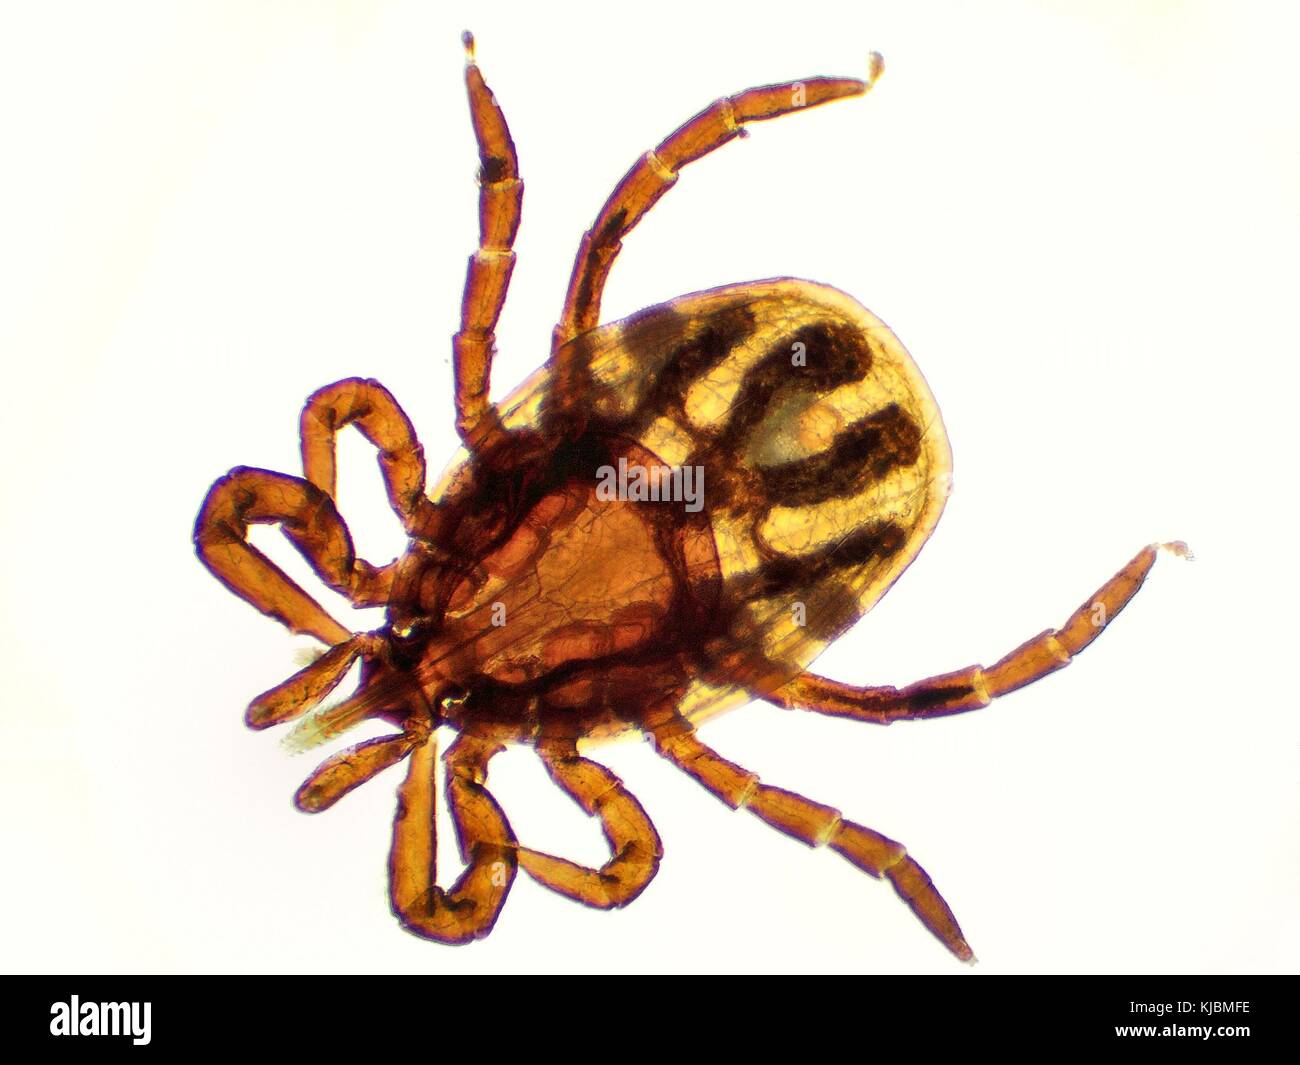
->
<box><xmin>1</xmin><ymin>0</ymin><xmax>1296</xmax><ymax>975</ymax></box>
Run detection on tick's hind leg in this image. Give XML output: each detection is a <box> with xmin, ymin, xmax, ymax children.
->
<box><xmin>517</xmin><ymin>741</ymin><xmax>662</xmax><ymax>909</ymax></box>
<box><xmin>552</xmin><ymin>55</ymin><xmax>882</xmax><ymax>359</ymax></box>
<box><xmin>650</xmin><ymin>716</ymin><xmax>973</xmax><ymax>961</ymax></box>
<box><xmin>194</xmin><ymin>467</ymin><xmax>395</xmax><ymax>645</ymax></box>
<box><xmin>452</xmin><ymin>32</ymin><xmax>523</xmax><ymax>451</ymax></box>
<box><xmin>389</xmin><ymin>732</ymin><xmax>518</xmax><ymax>944</ymax></box>
<box><xmin>766</xmin><ymin>541</ymin><xmax>1190</xmax><ymax>725</ymax></box>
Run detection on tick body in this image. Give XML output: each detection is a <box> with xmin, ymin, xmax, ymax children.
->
<box><xmin>194</xmin><ymin>35</ymin><xmax>1184</xmax><ymax>958</ymax></box>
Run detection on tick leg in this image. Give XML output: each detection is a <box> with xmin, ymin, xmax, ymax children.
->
<box><xmin>389</xmin><ymin>732</ymin><xmax>518</xmax><ymax>944</ymax></box>
<box><xmin>517</xmin><ymin>741</ymin><xmax>662</xmax><ymax>909</ymax></box>
<box><xmin>650</xmin><ymin>717</ymin><xmax>973</xmax><ymax>961</ymax></box>
<box><xmin>194</xmin><ymin>466</ymin><xmax>395</xmax><ymax>645</ymax></box>
<box><xmin>765</xmin><ymin>541</ymin><xmax>1190</xmax><ymax>724</ymax></box>
<box><xmin>452</xmin><ymin>33</ymin><xmax>522</xmax><ymax>451</ymax></box>
<box><xmin>300</xmin><ymin>377</ymin><xmax>438</xmax><ymax>536</ymax></box>
<box><xmin>553</xmin><ymin>56</ymin><xmax>882</xmax><ymax>357</ymax></box>
<box><xmin>295</xmin><ymin>723</ymin><xmax>428</xmax><ymax>812</ymax></box>
<box><xmin>244</xmin><ymin>630</ymin><xmax>382</xmax><ymax>729</ymax></box>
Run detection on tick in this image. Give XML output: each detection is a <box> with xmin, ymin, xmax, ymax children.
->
<box><xmin>194</xmin><ymin>34</ymin><xmax>1186</xmax><ymax>959</ymax></box>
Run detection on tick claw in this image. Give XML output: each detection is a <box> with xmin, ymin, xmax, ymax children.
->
<box><xmin>866</xmin><ymin>51</ymin><xmax>885</xmax><ymax>89</ymax></box>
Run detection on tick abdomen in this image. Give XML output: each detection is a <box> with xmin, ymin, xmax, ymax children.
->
<box><xmin>424</xmin><ymin>280</ymin><xmax>954</xmax><ymax>731</ymax></box>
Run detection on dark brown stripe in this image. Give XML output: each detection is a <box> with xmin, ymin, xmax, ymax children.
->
<box><xmin>573</xmin><ymin>207</ymin><xmax>627</xmax><ymax>317</ymax></box>
<box><xmin>905</xmin><ymin>683</ymin><xmax>978</xmax><ymax>714</ymax></box>
<box><xmin>724</xmin><ymin>520</ymin><xmax>908</xmax><ymax>642</ymax></box>
<box><xmin>632</xmin><ymin>303</ymin><xmax>757</xmax><ymax>426</ymax></box>
<box><xmin>783</xmin><ymin>320</ymin><xmax>875</xmax><ymax>390</ymax></box>
<box><xmin>741</xmin><ymin>519</ymin><xmax>906</xmax><ymax>599</ymax></box>
<box><xmin>479</xmin><ymin>155</ymin><xmax>511</xmax><ymax>184</ymax></box>
<box><xmin>712</xmin><ymin>319</ymin><xmax>874</xmax><ymax>454</ymax></box>
<box><xmin>760</xmin><ymin>403</ymin><xmax>922</xmax><ymax>506</ymax></box>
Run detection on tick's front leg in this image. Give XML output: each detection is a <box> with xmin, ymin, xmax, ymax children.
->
<box><xmin>300</xmin><ymin>377</ymin><xmax>438</xmax><ymax>535</ymax></box>
<box><xmin>193</xmin><ymin>467</ymin><xmax>392</xmax><ymax>645</ymax></box>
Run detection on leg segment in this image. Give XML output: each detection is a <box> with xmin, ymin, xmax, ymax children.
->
<box><xmin>517</xmin><ymin>741</ymin><xmax>662</xmax><ymax>909</ymax></box>
<box><xmin>389</xmin><ymin>732</ymin><xmax>518</xmax><ymax>943</ymax></box>
<box><xmin>650</xmin><ymin>717</ymin><xmax>972</xmax><ymax>960</ymax></box>
<box><xmin>766</xmin><ymin>541</ymin><xmax>1191</xmax><ymax>724</ymax></box>
<box><xmin>553</xmin><ymin>55</ymin><xmax>883</xmax><ymax>354</ymax></box>
<box><xmin>295</xmin><ymin>725</ymin><xmax>428</xmax><ymax>812</ymax></box>
<box><xmin>452</xmin><ymin>32</ymin><xmax>523</xmax><ymax>450</ymax></box>
<box><xmin>194</xmin><ymin>466</ymin><xmax>394</xmax><ymax>645</ymax></box>
<box><xmin>245</xmin><ymin>631</ymin><xmax>382</xmax><ymax>729</ymax></box>
<box><xmin>300</xmin><ymin>377</ymin><xmax>436</xmax><ymax>535</ymax></box>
